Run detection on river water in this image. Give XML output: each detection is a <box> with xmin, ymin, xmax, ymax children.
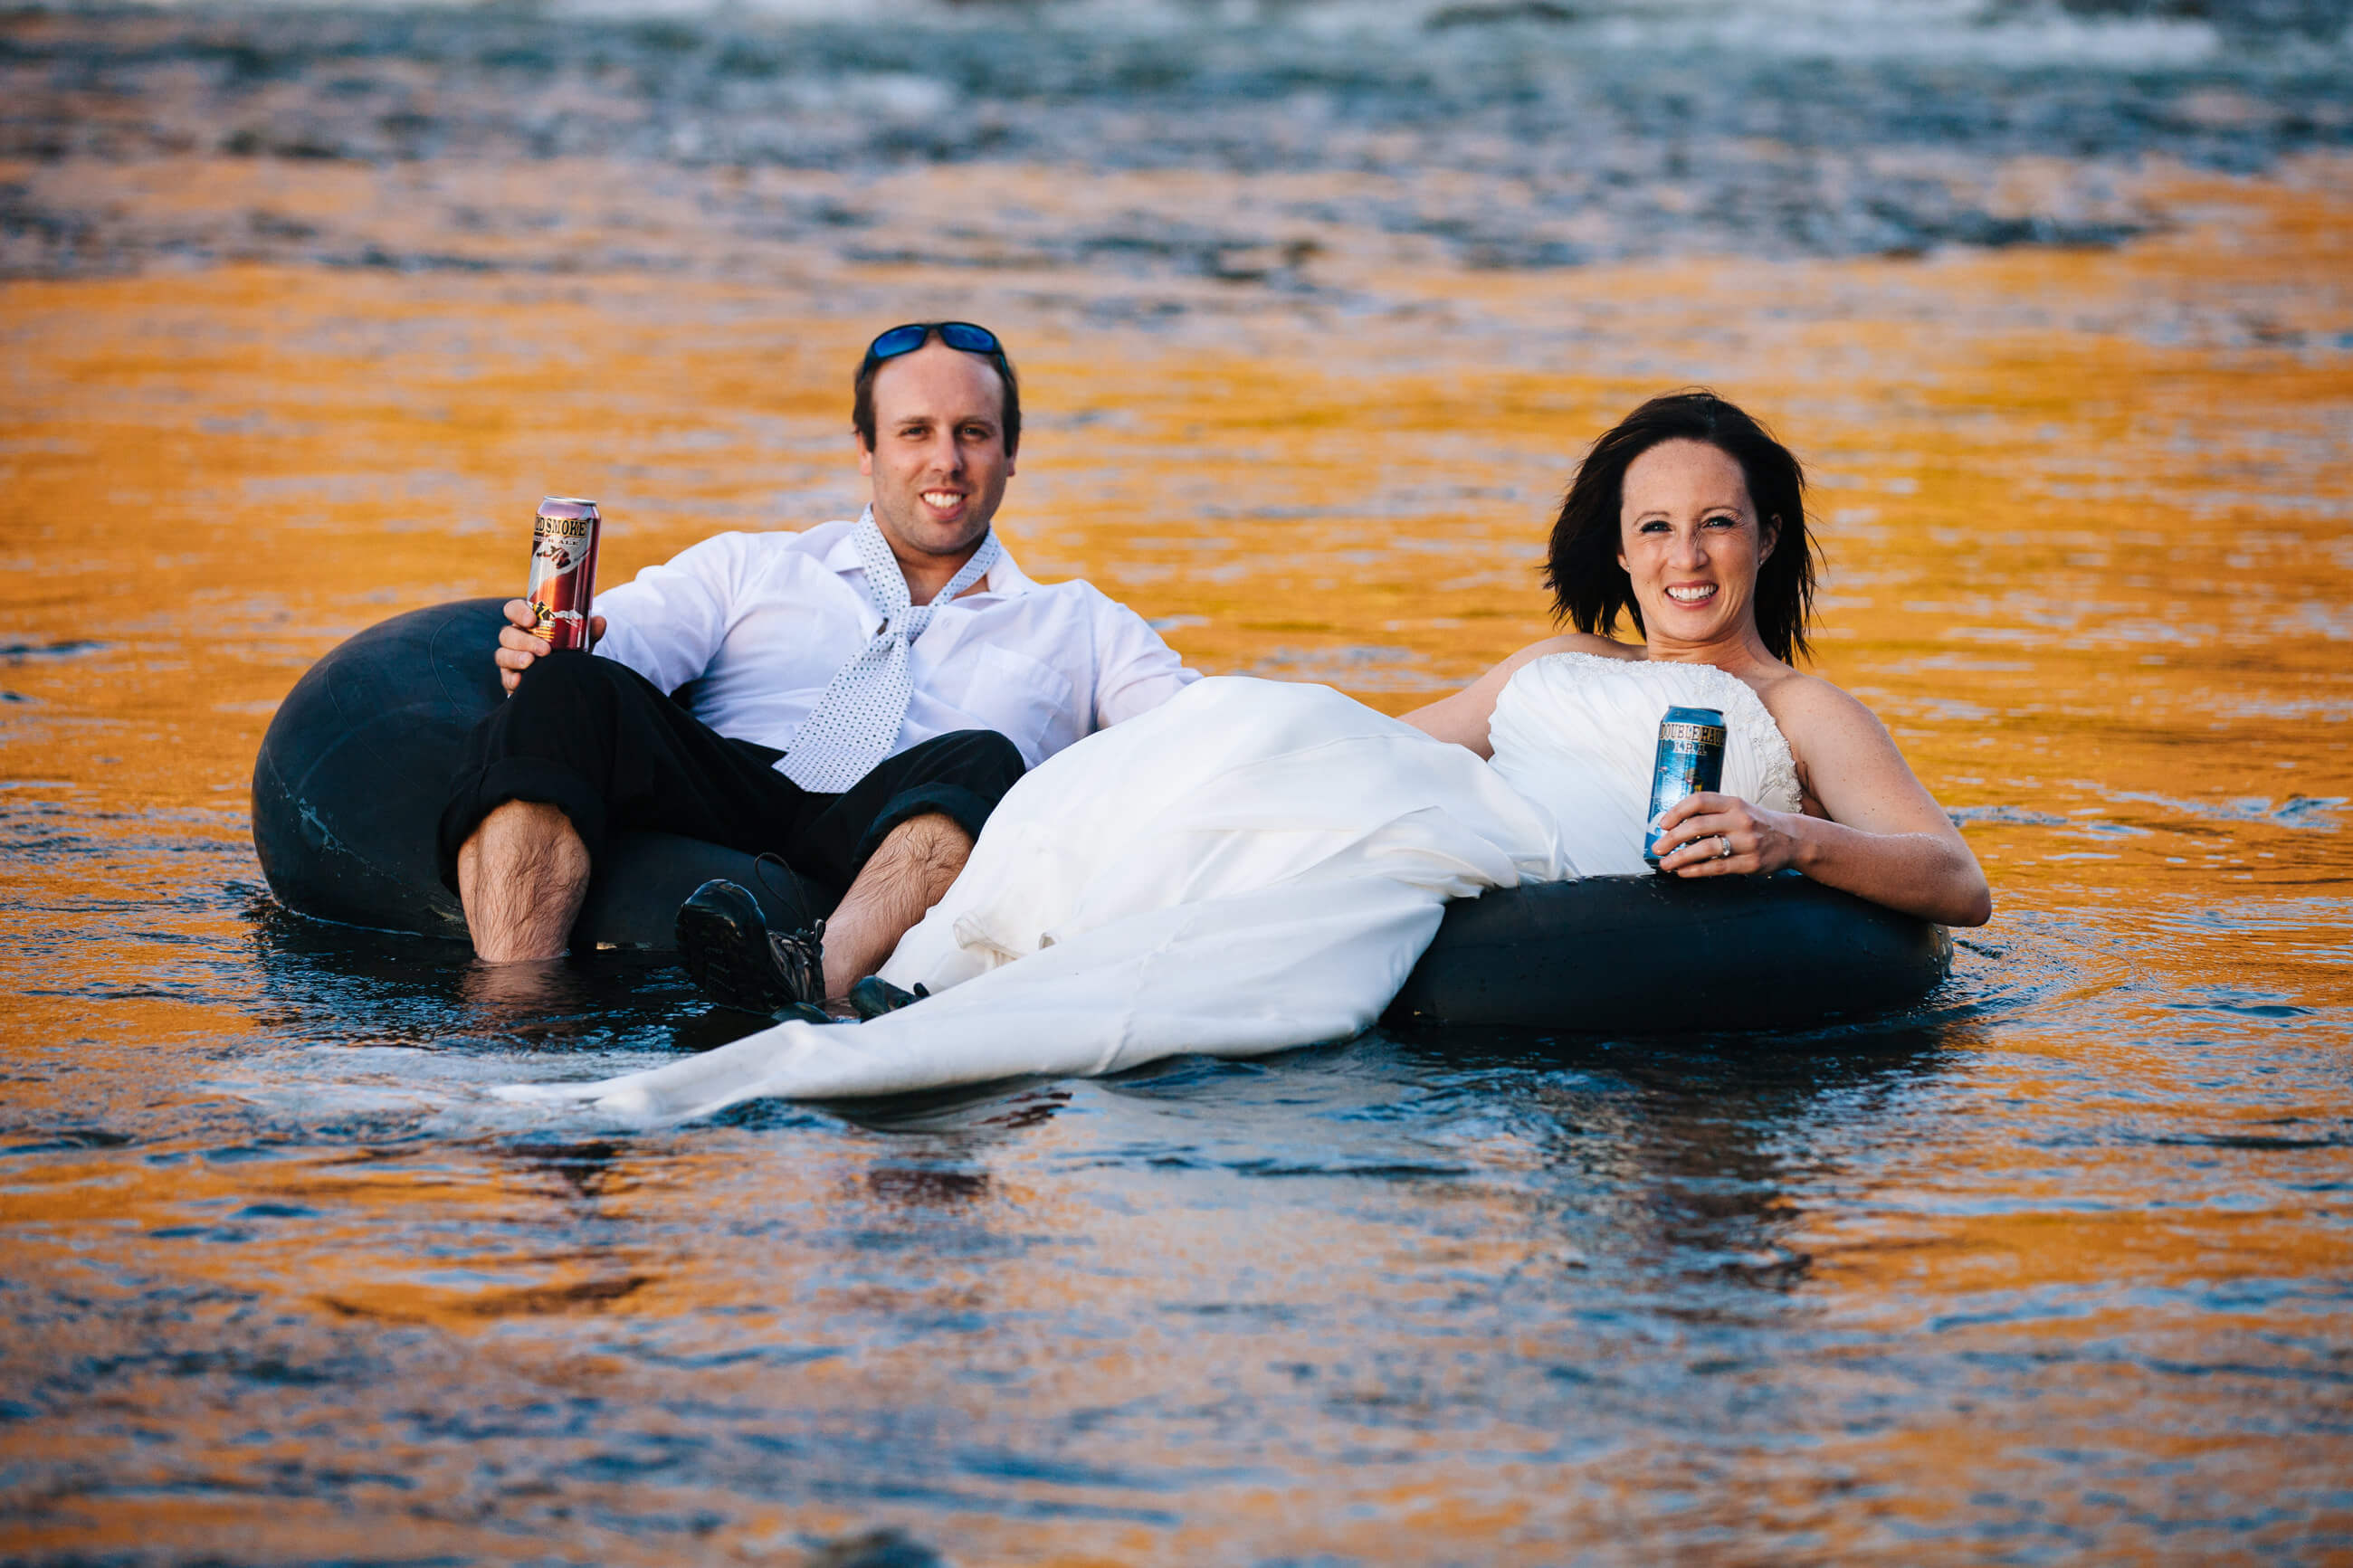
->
<box><xmin>4</xmin><ymin>2</ymin><xmax>2351</xmax><ymax>1562</ymax></box>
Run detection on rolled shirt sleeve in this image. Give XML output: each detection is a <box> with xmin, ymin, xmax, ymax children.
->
<box><xmin>1089</xmin><ymin>594</ymin><xmax>1201</xmax><ymax>729</ymax></box>
<box><xmin>591</xmin><ymin>532</ymin><xmax>750</xmax><ymax>696</ymax></box>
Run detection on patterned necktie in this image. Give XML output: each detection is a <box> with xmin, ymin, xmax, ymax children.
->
<box><xmin>781</xmin><ymin>509</ymin><xmax>1004</xmax><ymax>794</ymax></box>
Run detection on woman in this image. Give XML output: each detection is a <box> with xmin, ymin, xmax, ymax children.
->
<box><xmin>1404</xmin><ymin>391</ymin><xmax>1988</xmax><ymax>926</ymax></box>
<box><xmin>500</xmin><ymin>392</ymin><xmax>1987</xmax><ymax>1123</ymax></box>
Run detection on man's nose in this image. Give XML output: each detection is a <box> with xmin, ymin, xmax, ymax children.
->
<box><xmin>927</xmin><ymin>431</ymin><xmax>966</xmax><ymax>474</ymax></box>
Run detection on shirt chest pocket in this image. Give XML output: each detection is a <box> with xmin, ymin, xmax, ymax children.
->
<box><xmin>947</xmin><ymin>644</ymin><xmax>1078</xmax><ymax>760</ymax></box>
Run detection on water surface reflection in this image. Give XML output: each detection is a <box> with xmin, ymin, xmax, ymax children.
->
<box><xmin>5</xmin><ymin>4</ymin><xmax>2351</xmax><ymax>1550</ymax></box>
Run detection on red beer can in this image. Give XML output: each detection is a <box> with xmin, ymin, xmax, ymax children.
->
<box><xmin>526</xmin><ymin>496</ymin><xmax>601</xmax><ymax>651</ymax></box>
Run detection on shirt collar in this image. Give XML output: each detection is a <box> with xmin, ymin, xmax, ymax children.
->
<box><xmin>819</xmin><ymin>512</ymin><xmax>1031</xmax><ymax>601</ymax></box>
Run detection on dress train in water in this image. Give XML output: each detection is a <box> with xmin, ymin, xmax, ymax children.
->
<box><xmin>495</xmin><ymin>657</ymin><xmax>1800</xmax><ymax>1122</ymax></box>
<box><xmin>496</xmin><ymin>678</ymin><xmax>1565</xmax><ymax>1121</ymax></box>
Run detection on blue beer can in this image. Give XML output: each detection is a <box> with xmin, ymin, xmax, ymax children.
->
<box><xmin>1643</xmin><ymin>705</ymin><xmax>1728</xmax><ymax>870</ymax></box>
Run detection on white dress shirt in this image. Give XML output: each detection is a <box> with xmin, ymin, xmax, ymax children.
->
<box><xmin>593</xmin><ymin>520</ymin><xmax>1197</xmax><ymax>771</ymax></box>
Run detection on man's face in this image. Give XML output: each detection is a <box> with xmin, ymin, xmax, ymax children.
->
<box><xmin>858</xmin><ymin>342</ymin><xmax>1015</xmax><ymax>562</ymax></box>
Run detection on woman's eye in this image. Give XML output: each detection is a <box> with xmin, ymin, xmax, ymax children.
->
<box><xmin>1638</xmin><ymin>519</ymin><xmax>1670</xmax><ymax>533</ymax></box>
<box><xmin>1704</xmin><ymin>514</ymin><xmax>1739</xmax><ymax>528</ymax></box>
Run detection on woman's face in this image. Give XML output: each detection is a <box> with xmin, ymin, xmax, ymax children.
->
<box><xmin>1616</xmin><ymin>438</ymin><xmax>1776</xmax><ymax>651</ymax></box>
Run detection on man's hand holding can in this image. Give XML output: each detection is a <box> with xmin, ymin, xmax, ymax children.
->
<box><xmin>500</xmin><ymin>494</ymin><xmax>605</xmax><ymax>692</ymax></box>
<box><xmin>495</xmin><ymin>599</ymin><xmax>608</xmax><ymax>693</ymax></box>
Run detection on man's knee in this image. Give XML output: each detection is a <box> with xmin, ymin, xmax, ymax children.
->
<box><xmin>455</xmin><ymin>800</ymin><xmax>591</xmax><ymax>962</ymax></box>
<box><xmin>891</xmin><ymin>808</ymin><xmax>975</xmax><ymax>860</ymax></box>
<box><xmin>466</xmin><ymin>798</ymin><xmax>586</xmax><ymax>862</ymax></box>
<box><xmin>440</xmin><ymin>654</ymin><xmax>622</xmax><ymax>887</ymax></box>
<box><xmin>510</xmin><ymin>648</ymin><xmax>615</xmax><ymax>711</ymax></box>
<box><xmin>930</xmin><ymin>727</ymin><xmax>1026</xmax><ymax>794</ymax></box>
<box><xmin>862</xmin><ymin>813</ymin><xmax>973</xmax><ymax>910</ymax></box>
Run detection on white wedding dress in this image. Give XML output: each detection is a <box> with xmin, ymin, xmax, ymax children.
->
<box><xmin>497</xmin><ymin>654</ymin><xmax>1802</xmax><ymax>1123</ymax></box>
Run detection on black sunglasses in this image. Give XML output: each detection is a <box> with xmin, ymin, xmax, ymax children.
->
<box><xmin>862</xmin><ymin>320</ymin><xmax>1006</xmax><ymax>370</ymax></box>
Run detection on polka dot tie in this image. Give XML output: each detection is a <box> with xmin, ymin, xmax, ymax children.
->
<box><xmin>781</xmin><ymin>509</ymin><xmax>1003</xmax><ymax>794</ymax></box>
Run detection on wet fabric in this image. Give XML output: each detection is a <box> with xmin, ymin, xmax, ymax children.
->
<box><xmin>497</xmin><ymin>657</ymin><xmax>1801</xmax><ymax>1120</ymax></box>
<box><xmin>436</xmin><ymin>649</ymin><xmax>1024</xmax><ymax>902</ymax></box>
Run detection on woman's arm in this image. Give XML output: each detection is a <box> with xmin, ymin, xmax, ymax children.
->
<box><xmin>1401</xmin><ymin>634</ymin><xmax>1627</xmax><ymax>757</ymax></box>
<box><xmin>1652</xmin><ymin>678</ymin><xmax>1993</xmax><ymax>927</ymax></box>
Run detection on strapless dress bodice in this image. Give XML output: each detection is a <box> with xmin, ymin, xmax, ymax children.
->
<box><xmin>1487</xmin><ymin>651</ymin><xmax>1803</xmax><ymax>878</ymax></box>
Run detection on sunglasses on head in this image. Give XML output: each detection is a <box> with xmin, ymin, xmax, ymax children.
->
<box><xmin>862</xmin><ymin>320</ymin><xmax>1006</xmax><ymax>370</ymax></box>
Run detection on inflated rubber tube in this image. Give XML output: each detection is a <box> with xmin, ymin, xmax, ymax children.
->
<box><xmin>1388</xmin><ymin>872</ymin><xmax>1951</xmax><ymax>1033</ymax></box>
<box><xmin>254</xmin><ymin>599</ymin><xmax>1952</xmax><ymax>1031</ymax></box>
<box><xmin>251</xmin><ymin>598</ymin><xmax>827</xmax><ymax>947</ymax></box>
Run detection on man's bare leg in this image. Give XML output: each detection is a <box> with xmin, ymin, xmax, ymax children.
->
<box><xmin>456</xmin><ymin>800</ymin><xmax>592</xmax><ymax>962</ymax></box>
<box><xmin>817</xmin><ymin>810</ymin><xmax>973</xmax><ymax>1000</ymax></box>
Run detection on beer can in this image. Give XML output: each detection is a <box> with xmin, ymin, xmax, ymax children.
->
<box><xmin>526</xmin><ymin>497</ymin><xmax>601</xmax><ymax>652</ymax></box>
<box><xmin>1643</xmin><ymin>705</ymin><xmax>1727</xmax><ymax>870</ymax></box>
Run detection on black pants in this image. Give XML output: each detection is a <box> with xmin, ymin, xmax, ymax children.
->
<box><xmin>436</xmin><ymin>651</ymin><xmax>1026</xmax><ymax>904</ymax></box>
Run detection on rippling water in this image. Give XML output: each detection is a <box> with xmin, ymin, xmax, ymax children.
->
<box><xmin>4</xmin><ymin>1</ymin><xmax>2351</xmax><ymax>1561</ymax></box>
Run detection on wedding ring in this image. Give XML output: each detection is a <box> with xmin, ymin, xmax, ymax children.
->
<box><xmin>1716</xmin><ymin>835</ymin><xmax>1733</xmax><ymax>859</ymax></box>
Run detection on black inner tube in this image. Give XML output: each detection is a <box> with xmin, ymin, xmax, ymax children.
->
<box><xmin>1388</xmin><ymin>871</ymin><xmax>1951</xmax><ymax>1033</ymax></box>
<box><xmin>252</xmin><ymin>597</ymin><xmax>825</xmax><ymax>948</ymax></box>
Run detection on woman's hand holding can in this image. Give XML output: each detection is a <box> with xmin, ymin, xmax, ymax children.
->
<box><xmin>1652</xmin><ymin>791</ymin><xmax>1807</xmax><ymax>878</ymax></box>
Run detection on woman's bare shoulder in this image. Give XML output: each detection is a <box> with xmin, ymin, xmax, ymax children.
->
<box><xmin>1498</xmin><ymin>632</ymin><xmax>1642</xmax><ymax>675</ymax></box>
<box><xmin>1400</xmin><ymin>632</ymin><xmax>1639</xmax><ymax>753</ymax></box>
<box><xmin>1758</xmin><ymin>668</ymin><xmax>1896</xmax><ymax>746</ymax></box>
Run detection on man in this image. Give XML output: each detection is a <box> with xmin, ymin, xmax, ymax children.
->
<box><xmin>439</xmin><ymin>321</ymin><xmax>1196</xmax><ymax>1017</ymax></box>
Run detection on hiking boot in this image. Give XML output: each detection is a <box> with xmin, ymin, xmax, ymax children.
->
<box><xmin>846</xmin><ymin>975</ymin><xmax>929</xmax><ymax>1021</ymax></box>
<box><xmin>675</xmin><ymin>878</ymin><xmax>827</xmax><ymax>1017</ymax></box>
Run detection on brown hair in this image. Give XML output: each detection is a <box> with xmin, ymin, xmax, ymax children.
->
<box><xmin>1543</xmin><ymin>389</ymin><xmax>1819</xmax><ymax>662</ymax></box>
<box><xmin>852</xmin><ymin>326</ymin><xmax>1022</xmax><ymax>459</ymax></box>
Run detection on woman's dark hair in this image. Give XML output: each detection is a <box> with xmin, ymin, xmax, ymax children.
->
<box><xmin>1544</xmin><ymin>389</ymin><xmax>1818</xmax><ymax>663</ymax></box>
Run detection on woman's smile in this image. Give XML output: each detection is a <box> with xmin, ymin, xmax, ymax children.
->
<box><xmin>1616</xmin><ymin>438</ymin><xmax>1772</xmax><ymax>660</ymax></box>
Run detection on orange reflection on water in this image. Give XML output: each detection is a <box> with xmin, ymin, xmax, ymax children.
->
<box><xmin>2</xmin><ymin>147</ymin><xmax>2349</xmax><ymax>1562</ymax></box>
